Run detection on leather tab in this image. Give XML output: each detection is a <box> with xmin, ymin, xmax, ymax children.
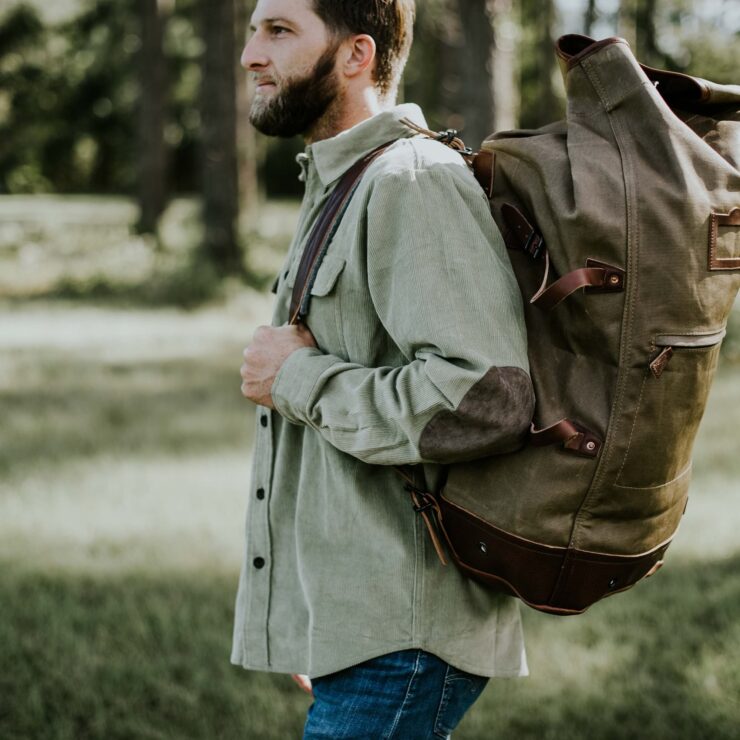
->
<box><xmin>531</xmin><ymin>258</ymin><xmax>625</xmax><ymax>310</ymax></box>
<box><xmin>529</xmin><ymin>419</ymin><xmax>602</xmax><ymax>458</ymax></box>
<box><xmin>472</xmin><ymin>150</ymin><xmax>495</xmax><ymax>199</ymax></box>
<box><xmin>650</xmin><ymin>346</ymin><xmax>674</xmax><ymax>378</ymax></box>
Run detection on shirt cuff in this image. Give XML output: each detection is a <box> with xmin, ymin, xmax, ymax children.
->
<box><xmin>271</xmin><ymin>346</ymin><xmax>340</xmax><ymax>426</ymax></box>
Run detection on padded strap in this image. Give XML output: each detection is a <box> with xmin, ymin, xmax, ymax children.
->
<box><xmin>289</xmin><ymin>141</ymin><xmax>394</xmax><ymax>325</ymax></box>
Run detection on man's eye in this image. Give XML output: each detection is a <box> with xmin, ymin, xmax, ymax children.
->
<box><xmin>271</xmin><ymin>26</ymin><xmax>289</xmax><ymax>37</ymax></box>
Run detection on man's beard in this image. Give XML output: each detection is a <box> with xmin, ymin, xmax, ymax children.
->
<box><xmin>249</xmin><ymin>42</ymin><xmax>341</xmax><ymax>138</ymax></box>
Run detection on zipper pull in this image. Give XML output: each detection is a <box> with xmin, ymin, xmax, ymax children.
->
<box><xmin>650</xmin><ymin>346</ymin><xmax>674</xmax><ymax>378</ymax></box>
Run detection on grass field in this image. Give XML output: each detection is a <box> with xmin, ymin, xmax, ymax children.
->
<box><xmin>1</xmin><ymin>197</ymin><xmax>739</xmax><ymax>739</ymax></box>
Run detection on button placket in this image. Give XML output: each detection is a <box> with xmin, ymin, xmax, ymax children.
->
<box><xmin>243</xmin><ymin>405</ymin><xmax>274</xmax><ymax>666</ymax></box>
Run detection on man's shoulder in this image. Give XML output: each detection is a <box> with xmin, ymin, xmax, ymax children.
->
<box><xmin>367</xmin><ymin>135</ymin><xmax>479</xmax><ymax>189</ymax></box>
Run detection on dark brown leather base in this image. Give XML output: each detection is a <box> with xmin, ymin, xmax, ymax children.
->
<box><xmin>438</xmin><ymin>497</ymin><xmax>671</xmax><ymax>615</ymax></box>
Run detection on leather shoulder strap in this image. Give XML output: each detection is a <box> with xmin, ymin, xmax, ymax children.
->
<box><xmin>289</xmin><ymin>141</ymin><xmax>395</xmax><ymax>325</ymax></box>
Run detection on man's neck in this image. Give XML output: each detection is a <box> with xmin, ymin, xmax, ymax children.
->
<box><xmin>305</xmin><ymin>88</ymin><xmax>392</xmax><ymax>145</ymax></box>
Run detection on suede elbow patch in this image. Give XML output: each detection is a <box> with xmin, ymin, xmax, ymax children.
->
<box><xmin>418</xmin><ymin>366</ymin><xmax>534</xmax><ymax>463</ymax></box>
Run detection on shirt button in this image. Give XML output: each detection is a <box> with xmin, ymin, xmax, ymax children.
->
<box><xmin>283</xmin><ymin>270</ymin><xmax>289</xmax><ymax>279</ymax></box>
<box><xmin>260</xmin><ymin>414</ymin><xmax>268</xmax><ymax>427</ymax></box>
<box><xmin>253</xmin><ymin>557</ymin><xmax>265</xmax><ymax>569</ymax></box>
<box><xmin>256</xmin><ymin>488</ymin><xmax>265</xmax><ymax>500</ymax></box>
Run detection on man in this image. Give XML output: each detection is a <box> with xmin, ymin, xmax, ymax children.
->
<box><xmin>235</xmin><ymin>1</ymin><xmax>534</xmax><ymax>736</ymax></box>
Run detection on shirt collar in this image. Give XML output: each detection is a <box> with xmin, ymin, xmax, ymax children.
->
<box><xmin>296</xmin><ymin>103</ymin><xmax>428</xmax><ymax>188</ymax></box>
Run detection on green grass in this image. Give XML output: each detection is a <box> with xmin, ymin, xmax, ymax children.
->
<box><xmin>1</xmin><ymin>196</ymin><xmax>739</xmax><ymax>739</ymax></box>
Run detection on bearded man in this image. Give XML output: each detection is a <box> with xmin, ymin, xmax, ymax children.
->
<box><xmin>234</xmin><ymin>1</ymin><xmax>534</xmax><ymax>737</ymax></box>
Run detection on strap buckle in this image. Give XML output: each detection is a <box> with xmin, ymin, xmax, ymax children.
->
<box><xmin>412</xmin><ymin>499</ymin><xmax>436</xmax><ymax>515</ymax></box>
<box><xmin>523</xmin><ymin>231</ymin><xmax>544</xmax><ymax>260</ymax></box>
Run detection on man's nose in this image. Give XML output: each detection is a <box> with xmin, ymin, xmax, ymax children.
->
<box><xmin>241</xmin><ymin>34</ymin><xmax>267</xmax><ymax>71</ymax></box>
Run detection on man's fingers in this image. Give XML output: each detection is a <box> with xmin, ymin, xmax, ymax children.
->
<box><xmin>290</xmin><ymin>673</ymin><xmax>313</xmax><ymax>696</ymax></box>
<box><xmin>254</xmin><ymin>324</ymin><xmax>270</xmax><ymax>340</ymax></box>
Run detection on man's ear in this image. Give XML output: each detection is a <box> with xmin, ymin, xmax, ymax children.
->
<box><xmin>340</xmin><ymin>33</ymin><xmax>377</xmax><ymax>81</ymax></box>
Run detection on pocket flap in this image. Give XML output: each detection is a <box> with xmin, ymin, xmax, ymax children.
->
<box><xmin>309</xmin><ymin>255</ymin><xmax>346</xmax><ymax>297</ymax></box>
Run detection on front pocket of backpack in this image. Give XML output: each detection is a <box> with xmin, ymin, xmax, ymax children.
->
<box><xmin>616</xmin><ymin>330</ymin><xmax>724</xmax><ymax>489</ymax></box>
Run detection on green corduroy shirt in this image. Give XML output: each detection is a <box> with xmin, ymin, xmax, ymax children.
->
<box><xmin>231</xmin><ymin>104</ymin><xmax>534</xmax><ymax>679</ymax></box>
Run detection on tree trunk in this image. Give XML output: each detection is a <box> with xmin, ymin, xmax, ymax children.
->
<box><xmin>617</xmin><ymin>0</ymin><xmax>637</xmax><ymax>51</ymax></box>
<box><xmin>491</xmin><ymin>0</ymin><xmax>518</xmax><ymax>132</ymax></box>
<box><xmin>137</xmin><ymin>0</ymin><xmax>168</xmax><ymax>235</ymax></box>
<box><xmin>531</xmin><ymin>0</ymin><xmax>559</xmax><ymax>128</ymax></box>
<box><xmin>584</xmin><ymin>0</ymin><xmax>598</xmax><ymax>36</ymax></box>
<box><xmin>201</xmin><ymin>0</ymin><xmax>242</xmax><ymax>276</ymax></box>
<box><xmin>235</xmin><ymin>0</ymin><xmax>259</xmax><ymax>219</ymax></box>
<box><xmin>447</xmin><ymin>0</ymin><xmax>496</xmax><ymax>149</ymax></box>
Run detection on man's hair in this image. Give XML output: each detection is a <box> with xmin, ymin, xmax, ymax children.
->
<box><xmin>312</xmin><ymin>0</ymin><xmax>415</xmax><ymax>99</ymax></box>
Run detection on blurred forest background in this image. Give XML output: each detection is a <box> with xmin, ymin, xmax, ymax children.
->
<box><xmin>1</xmin><ymin>1</ymin><xmax>739</xmax><ymax>739</ymax></box>
<box><xmin>1</xmin><ymin>0</ymin><xmax>739</xmax><ymax>284</ymax></box>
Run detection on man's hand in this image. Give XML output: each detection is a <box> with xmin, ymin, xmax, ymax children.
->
<box><xmin>291</xmin><ymin>673</ymin><xmax>313</xmax><ymax>696</ymax></box>
<box><xmin>240</xmin><ymin>323</ymin><xmax>318</xmax><ymax>408</ymax></box>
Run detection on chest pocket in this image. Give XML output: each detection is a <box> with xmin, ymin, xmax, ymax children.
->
<box><xmin>305</xmin><ymin>254</ymin><xmax>347</xmax><ymax>357</ymax></box>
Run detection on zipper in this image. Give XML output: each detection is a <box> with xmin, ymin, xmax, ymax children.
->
<box><xmin>650</xmin><ymin>328</ymin><xmax>725</xmax><ymax>378</ymax></box>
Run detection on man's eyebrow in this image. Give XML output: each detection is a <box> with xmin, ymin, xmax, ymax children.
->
<box><xmin>248</xmin><ymin>17</ymin><xmax>296</xmax><ymax>32</ymax></box>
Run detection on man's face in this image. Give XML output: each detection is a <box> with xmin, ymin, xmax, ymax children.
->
<box><xmin>243</xmin><ymin>0</ymin><xmax>342</xmax><ymax>138</ymax></box>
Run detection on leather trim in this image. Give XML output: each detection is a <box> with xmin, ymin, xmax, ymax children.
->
<box><xmin>436</xmin><ymin>496</ymin><xmax>673</xmax><ymax>614</ymax></box>
<box><xmin>556</xmin><ymin>35</ymin><xmax>628</xmax><ymax>71</ymax></box>
<box><xmin>708</xmin><ymin>209</ymin><xmax>740</xmax><ymax>271</ymax></box>
<box><xmin>471</xmin><ymin>150</ymin><xmax>495</xmax><ymax>200</ymax></box>
<box><xmin>529</xmin><ymin>418</ymin><xmax>602</xmax><ymax>457</ymax></box>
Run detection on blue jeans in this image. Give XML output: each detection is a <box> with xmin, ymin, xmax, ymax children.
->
<box><xmin>303</xmin><ymin>649</ymin><xmax>489</xmax><ymax>739</ymax></box>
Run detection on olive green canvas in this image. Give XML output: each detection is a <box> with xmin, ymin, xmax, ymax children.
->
<box><xmin>441</xmin><ymin>36</ymin><xmax>740</xmax><ymax>608</ymax></box>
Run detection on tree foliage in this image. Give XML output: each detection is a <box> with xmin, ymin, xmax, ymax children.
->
<box><xmin>0</xmin><ymin>0</ymin><xmax>738</xmax><ymax>197</ymax></box>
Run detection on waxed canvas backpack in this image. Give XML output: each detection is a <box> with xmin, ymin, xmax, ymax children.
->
<box><xmin>291</xmin><ymin>34</ymin><xmax>740</xmax><ymax>616</ymax></box>
<box><xmin>414</xmin><ymin>34</ymin><xmax>740</xmax><ymax>614</ymax></box>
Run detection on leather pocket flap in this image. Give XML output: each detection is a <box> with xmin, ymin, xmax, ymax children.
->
<box><xmin>309</xmin><ymin>255</ymin><xmax>346</xmax><ymax>297</ymax></box>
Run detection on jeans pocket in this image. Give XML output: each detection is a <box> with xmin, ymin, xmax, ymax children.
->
<box><xmin>433</xmin><ymin>665</ymin><xmax>489</xmax><ymax>738</ymax></box>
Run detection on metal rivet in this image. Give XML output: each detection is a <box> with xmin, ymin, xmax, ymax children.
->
<box><xmin>609</xmin><ymin>274</ymin><xmax>621</xmax><ymax>286</ymax></box>
<box><xmin>608</xmin><ymin>578</ymin><xmax>618</xmax><ymax>589</ymax></box>
<box><xmin>586</xmin><ymin>441</ymin><xmax>597</xmax><ymax>451</ymax></box>
<box><xmin>479</xmin><ymin>541</ymin><xmax>488</xmax><ymax>554</ymax></box>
